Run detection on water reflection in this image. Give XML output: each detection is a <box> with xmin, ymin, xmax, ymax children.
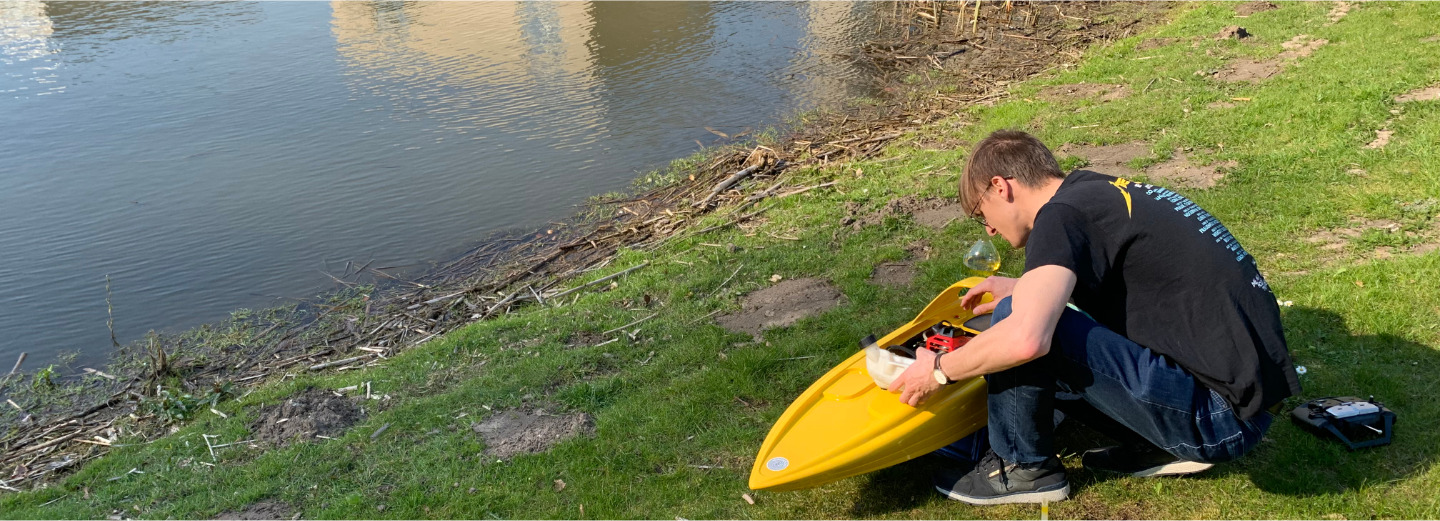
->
<box><xmin>331</xmin><ymin>2</ymin><xmax>603</xmax><ymax>147</ymax></box>
<box><xmin>0</xmin><ymin>1</ymin><xmax>880</xmax><ymax>370</ymax></box>
<box><xmin>0</xmin><ymin>1</ymin><xmax>57</xmax><ymax>96</ymax></box>
<box><xmin>42</xmin><ymin>2</ymin><xmax>257</xmax><ymax>39</ymax></box>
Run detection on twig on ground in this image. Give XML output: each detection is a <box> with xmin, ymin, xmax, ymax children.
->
<box><xmin>549</xmin><ymin>261</ymin><xmax>651</xmax><ymax>302</ymax></box>
<box><xmin>410</xmin><ymin>290</ymin><xmax>468</xmax><ymax>309</ymax></box>
<box><xmin>777</xmin><ymin>182</ymin><xmax>837</xmax><ymax>198</ymax></box>
<box><xmin>370</xmin><ymin>422</ymin><xmax>392</xmax><ymax>440</ymax></box>
<box><xmin>209</xmin><ymin>439</ymin><xmax>255</xmax><ymax>449</ymax></box>
<box><xmin>603</xmin><ymin>313</ymin><xmax>659</xmax><ymax>336</ymax></box>
<box><xmin>309</xmin><ymin>355</ymin><xmax>373</xmax><ymax>371</ymax></box>
<box><xmin>710</xmin><ymin>264</ymin><xmax>745</xmax><ymax>298</ymax></box>
<box><xmin>105</xmin><ymin>468</ymin><xmax>143</xmax><ymax>482</ymax></box>
<box><xmin>697</xmin><ymin>164</ymin><xmax>764</xmax><ymax>207</ymax></box>
<box><xmin>688</xmin><ymin>309</ymin><xmax>725</xmax><ymax>325</ymax></box>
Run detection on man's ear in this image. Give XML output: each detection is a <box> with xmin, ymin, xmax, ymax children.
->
<box><xmin>991</xmin><ymin>176</ymin><xmax>1012</xmax><ymax>201</ymax></box>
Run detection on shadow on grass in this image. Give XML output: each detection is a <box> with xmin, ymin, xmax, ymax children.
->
<box><xmin>847</xmin><ymin>455</ymin><xmax>957</xmax><ymax>517</ymax></box>
<box><xmin>1208</xmin><ymin>306</ymin><xmax>1439</xmax><ymax>496</ymax></box>
<box><xmin>1071</xmin><ymin>306</ymin><xmax>1439</xmax><ymax>497</ymax></box>
<box><xmin>846</xmin><ymin>305</ymin><xmax>1438</xmax><ymax>516</ymax></box>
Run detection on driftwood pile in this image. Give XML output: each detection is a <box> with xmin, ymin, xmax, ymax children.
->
<box><xmin>0</xmin><ymin>0</ymin><xmax>1162</xmax><ymax>493</ymax></box>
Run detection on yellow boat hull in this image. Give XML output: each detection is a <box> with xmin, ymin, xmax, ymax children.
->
<box><xmin>749</xmin><ymin>277</ymin><xmax>991</xmax><ymax>492</ymax></box>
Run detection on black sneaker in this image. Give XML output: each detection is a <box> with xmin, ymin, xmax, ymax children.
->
<box><xmin>932</xmin><ymin>450</ymin><xmax>1070</xmax><ymax>505</ymax></box>
<box><xmin>1082</xmin><ymin>444</ymin><xmax>1213</xmax><ymax>477</ymax></box>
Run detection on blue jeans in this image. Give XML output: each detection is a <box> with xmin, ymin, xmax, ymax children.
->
<box><xmin>985</xmin><ymin>297</ymin><xmax>1272</xmax><ymax>466</ymax></box>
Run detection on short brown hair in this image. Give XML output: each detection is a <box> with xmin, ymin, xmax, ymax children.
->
<box><xmin>959</xmin><ymin>130</ymin><xmax>1064</xmax><ymax>216</ymax></box>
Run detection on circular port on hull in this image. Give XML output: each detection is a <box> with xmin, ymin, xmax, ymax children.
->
<box><xmin>766</xmin><ymin>457</ymin><xmax>790</xmax><ymax>471</ymax></box>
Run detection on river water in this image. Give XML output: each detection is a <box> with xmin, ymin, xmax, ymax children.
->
<box><xmin>0</xmin><ymin>1</ymin><xmax>883</xmax><ymax>369</ymax></box>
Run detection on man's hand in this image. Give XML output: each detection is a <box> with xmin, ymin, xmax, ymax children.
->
<box><xmin>890</xmin><ymin>268</ymin><xmax>1076</xmax><ymax>408</ymax></box>
<box><xmin>891</xmin><ymin>347</ymin><xmax>943</xmax><ymax>407</ymax></box>
<box><xmin>959</xmin><ymin>276</ymin><xmax>1018</xmax><ymax>315</ymax></box>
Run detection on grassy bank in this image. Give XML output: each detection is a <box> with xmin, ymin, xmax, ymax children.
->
<box><xmin>6</xmin><ymin>2</ymin><xmax>1440</xmax><ymax>518</ymax></box>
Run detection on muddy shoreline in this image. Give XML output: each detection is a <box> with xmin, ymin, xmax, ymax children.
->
<box><xmin>0</xmin><ymin>1</ymin><xmax>1167</xmax><ymax>492</ymax></box>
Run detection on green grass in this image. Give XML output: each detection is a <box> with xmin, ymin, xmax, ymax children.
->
<box><xmin>6</xmin><ymin>2</ymin><xmax>1440</xmax><ymax>518</ymax></box>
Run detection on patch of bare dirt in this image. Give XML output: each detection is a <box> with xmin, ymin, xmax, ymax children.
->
<box><xmin>252</xmin><ymin>388</ymin><xmax>365</xmax><ymax>446</ymax></box>
<box><xmin>906</xmin><ymin>241</ymin><xmax>934</xmax><ymax>261</ymax></box>
<box><xmin>716</xmin><ymin>278</ymin><xmax>846</xmax><ymax>339</ymax></box>
<box><xmin>869</xmin><ymin>262</ymin><xmax>917</xmax><ymax>288</ymax></box>
<box><xmin>1214</xmin><ymin>35</ymin><xmax>1326</xmax><ymax>83</ymax></box>
<box><xmin>1364</xmin><ymin>129</ymin><xmax>1394</xmax><ymax>150</ymax></box>
<box><xmin>1235</xmin><ymin>1</ymin><xmax>1278</xmax><ymax>16</ymax></box>
<box><xmin>1278</xmin><ymin>35</ymin><xmax>1328</xmax><ymax>60</ymax></box>
<box><xmin>1423</xmin><ymin>35</ymin><xmax>1440</xmax><ymax>44</ymax></box>
<box><xmin>472</xmin><ymin>409</ymin><xmax>595</xmax><ymax>460</ymax></box>
<box><xmin>841</xmin><ymin>196</ymin><xmax>961</xmax><ymax>230</ymax></box>
<box><xmin>912</xmin><ymin>202</ymin><xmax>968</xmax><ymax>229</ymax></box>
<box><xmin>565</xmin><ymin>330</ymin><xmax>606</xmax><ymax>348</ymax></box>
<box><xmin>1215</xmin><ymin>59</ymin><xmax>1282</xmax><ymax>83</ymax></box>
<box><xmin>216</xmin><ymin>500</ymin><xmax>293</xmax><ymax>520</ymax></box>
<box><xmin>1037</xmin><ymin>83</ymin><xmax>1130</xmax><ymax>103</ymax></box>
<box><xmin>1214</xmin><ymin>26</ymin><xmax>1250</xmax><ymax>40</ymax></box>
<box><xmin>1207</xmin><ymin>100</ymin><xmax>1237</xmax><ymax>109</ymax></box>
<box><xmin>1325</xmin><ymin>2</ymin><xmax>1352</xmax><ymax>25</ymax></box>
<box><xmin>1057</xmin><ymin>142</ymin><xmax>1149</xmax><ymax>178</ymax></box>
<box><xmin>842</xmin><ymin>196</ymin><xmax>920</xmax><ymax>230</ymax></box>
<box><xmin>1395</xmin><ymin>85</ymin><xmax>1440</xmax><ymax>103</ymax></box>
<box><xmin>1144</xmin><ymin>151</ymin><xmax>1238</xmax><ymax>189</ymax></box>
<box><xmin>1304</xmin><ymin>218</ymin><xmax>1404</xmax><ymax>253</ymax></box>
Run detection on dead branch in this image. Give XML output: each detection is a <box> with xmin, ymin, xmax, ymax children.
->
<box><xmin>308</xmin><ymin>355</ymin><xmax>373</xmax><ymax>371</ymax></box>
<box><xmin>547</xmin><ymin>261</ymin><xmax>652</xmax><ymax>302</ymax></box>
<box><xmin>602</xmin><ymin>313</ymin><xmax>660</xmax><ymax>336</ymax></box>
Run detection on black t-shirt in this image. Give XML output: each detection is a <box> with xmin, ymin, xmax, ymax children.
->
<box><xmin>1024</xmin><ymin>170</ymin><xmax>1301</xmax><ymax>419</ymax></box>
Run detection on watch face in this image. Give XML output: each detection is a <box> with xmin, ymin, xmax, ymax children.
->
<box><xmin>933</xmin><ymin>370</ymin><xmax>948</xmax><ymax>385</ymax></box>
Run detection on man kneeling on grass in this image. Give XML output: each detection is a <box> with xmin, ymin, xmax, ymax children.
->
<box><xmin>889</xmin><ymin>130</ymin><xmax>1302</xmax><ymax>505</ymax></box>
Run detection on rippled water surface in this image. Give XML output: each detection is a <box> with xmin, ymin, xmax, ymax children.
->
<box><xmin>0</xmin><ymin>1</ymin><xmax>881</xmax><ymax>367</ymax></box>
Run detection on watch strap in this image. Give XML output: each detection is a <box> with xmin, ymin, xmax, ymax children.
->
<box><xmin>933</xmin><ymin>351</ymin><xmax>956</xmax><ymax>385</ymax></box>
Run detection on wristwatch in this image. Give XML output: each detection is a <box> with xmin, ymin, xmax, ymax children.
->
<box><xmin>932</xmin><ymin>352</ymin><xmax>957</xmax><ymax>385</ymax></box>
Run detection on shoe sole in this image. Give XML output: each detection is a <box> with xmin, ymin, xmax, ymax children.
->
<box><xmin>1129</xmin><ymin>460</ymin><xmax>1214</xmax><ymax>478</ymax></box>
<box><xmin>935</xmin><ymin>483</ymin><xmax>1070</xmax><ymax>505</ymax></box>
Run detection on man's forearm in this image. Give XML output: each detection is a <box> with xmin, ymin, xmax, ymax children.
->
<box><xmin>938</xmin><ymin>317</ymin><xmax>1047</xmax><ymax>383</ymax></box>
<box><xmin>938</xmin><ymin>265</ymin><xmax>1076</xmax><ymax>383</ymax></box>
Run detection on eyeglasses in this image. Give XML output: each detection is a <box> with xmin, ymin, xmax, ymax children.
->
<box><xmin>969</xmin><ymin>192</ymin><xmax>989</xmax><ymax>228</ymax></box>
<box><xmin>969</xmin><ymin>176</ymin><xmax>1011</xmax><ymax>229</ymax></box>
